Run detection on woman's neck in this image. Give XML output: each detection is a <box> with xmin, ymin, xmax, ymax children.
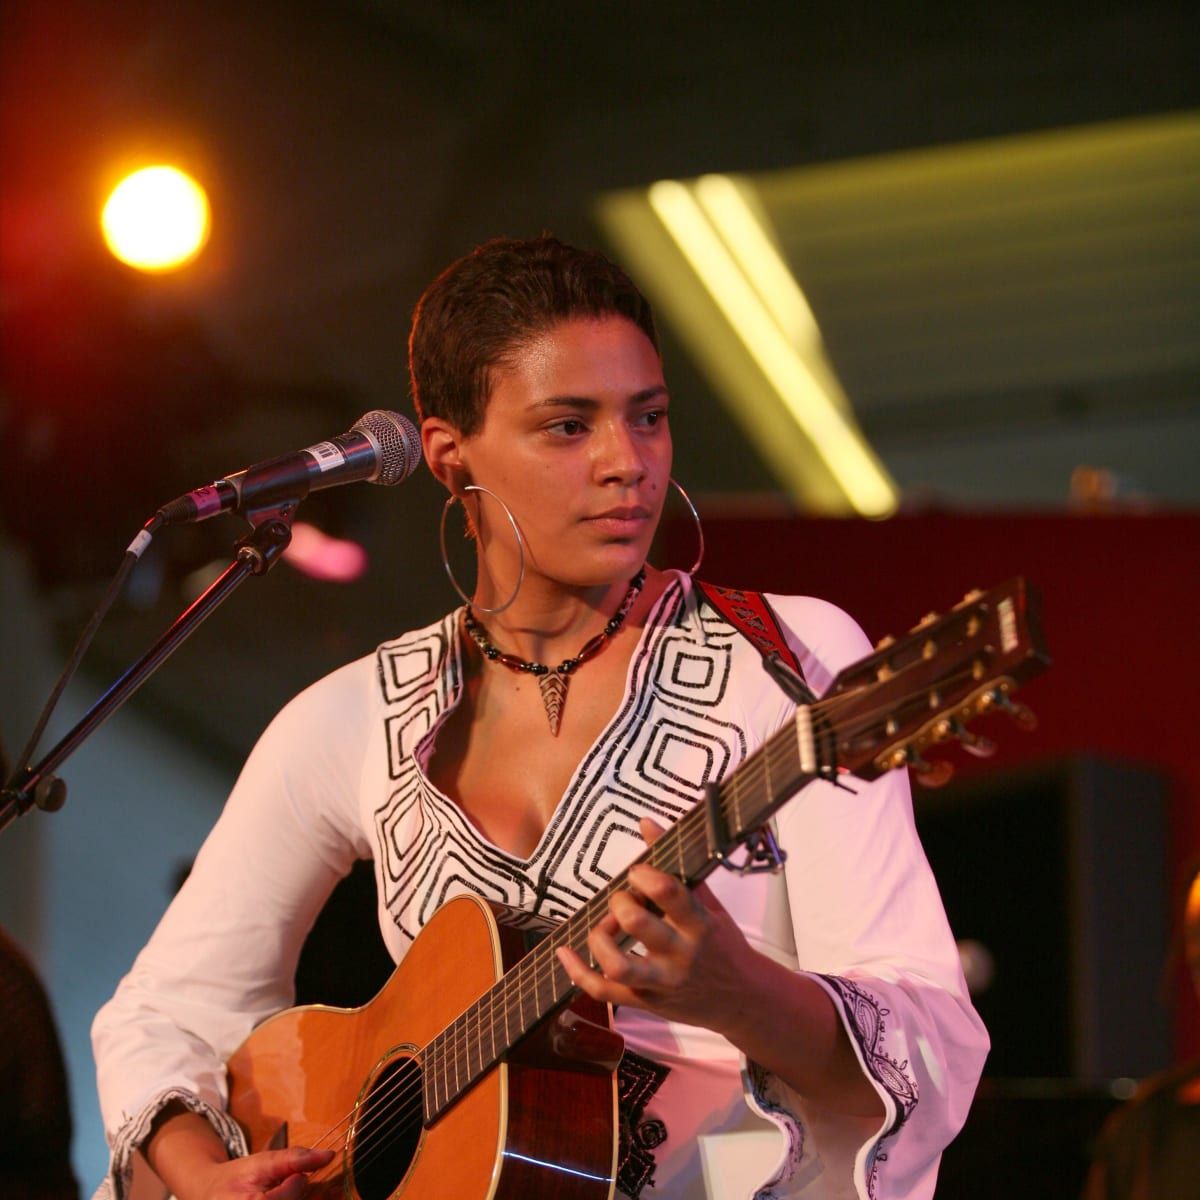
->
<box><xmin>470</xmin><ymin>567</ymin><xmax>662</xmax><ymax>666</ymax></box>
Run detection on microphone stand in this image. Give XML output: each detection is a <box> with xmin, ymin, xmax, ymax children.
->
<box><xmin>0</xmin><ymin>512</ymin><xmax>295</xmax><ymax>837</ymax></box>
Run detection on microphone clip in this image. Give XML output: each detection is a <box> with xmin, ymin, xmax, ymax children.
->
<box><xmin>235</xmin><ymin>509</ymin><xmax>297</xmax><ymax>575</ymax></box>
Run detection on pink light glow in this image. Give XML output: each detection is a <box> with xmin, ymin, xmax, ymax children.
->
<box><xmin>282</xmin><ymin>521</ymin><xmax>368</xmax><ymax>583</ymax></box>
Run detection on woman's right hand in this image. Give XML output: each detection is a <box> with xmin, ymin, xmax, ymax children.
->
<box><xmin>143</xmin><ymin>1104</ymin><xmax>335</xmax><ymax>1199</ymax></box>
<box><xmin>183</xmin><ymin>1147</ymin><xmax>336</xmax><ymax>1199</ymax></box>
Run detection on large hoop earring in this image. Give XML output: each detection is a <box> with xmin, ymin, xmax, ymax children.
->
<box><xmin>668</xmin><ymin>477</ymin><xmax>705</xmax><ymax>575</ymax></box>
<box><xmin>439</xmin><ymin>484</ymin><xmax>526</xmax><ymax>614</ymax></box>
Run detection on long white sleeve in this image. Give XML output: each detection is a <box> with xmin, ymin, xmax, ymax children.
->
<box><xmin>91</xmin><ymin>654</ymin><xmax>377</xmax><ymax>1194</ymax></box>
<box><xmin>754</xmin><ymin>595</ymin><xmax>989</xmax><ymax>1198</ymax></box>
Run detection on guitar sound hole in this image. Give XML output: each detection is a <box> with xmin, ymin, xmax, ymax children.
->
<box><xmin>350</xmin><ymin>1054</ymin><xmax>423</xmax><ymax>1200</ymax></box>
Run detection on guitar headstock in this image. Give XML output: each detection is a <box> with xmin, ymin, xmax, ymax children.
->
<box><xmin>826</xmin><ymin>578</ymin><xmax>1049</xmax><ymax>786</ymax></box>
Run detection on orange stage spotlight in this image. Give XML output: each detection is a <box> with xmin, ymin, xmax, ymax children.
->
<box><xmin>101</xmin><ymin>165</ymin><xmax>210</xmax><ymax>272</ymax></box>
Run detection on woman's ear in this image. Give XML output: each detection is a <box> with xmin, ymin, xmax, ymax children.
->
<box><xmin>422</xmin><ymin>417</ymin><xmax>470</xmax><ymax>493</ymax></box>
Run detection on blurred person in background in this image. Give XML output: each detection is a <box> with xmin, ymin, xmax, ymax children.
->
<box><xmin>0</xmin><ymin>926</ymin><xmax>81</xmax><ymax>1200</ymax></box>
<box><xmin>1084</xmin><ymin>862</ymin><xmax>1200</xmax><ymax>1199</ymax></box>
<box><xmin>0</xmin><ymin>729</ymin><xmax>79</xmax><ymax>1199</ymax></box>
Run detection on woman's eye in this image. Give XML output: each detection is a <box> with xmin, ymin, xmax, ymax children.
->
<box><xmin>639</xmin><ymin>409</ymin><xmax>667</xmax><ymax>427</ymax></box>
<box><xmin>550</xmin><ymin>418</ymin><xmax>587</xmax><ymax>436</ymax></box>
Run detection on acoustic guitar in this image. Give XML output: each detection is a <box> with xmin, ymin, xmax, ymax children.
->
<box><xmin>227</xmin><ymin>578</ymin><xmax>1048</xmax><ymax>1199</ymax></box>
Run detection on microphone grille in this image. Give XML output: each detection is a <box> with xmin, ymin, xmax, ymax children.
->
<box><xmin>353</xmin><ymin>410</ymin><xmax>422</xmax><ymax>486</ymax></box>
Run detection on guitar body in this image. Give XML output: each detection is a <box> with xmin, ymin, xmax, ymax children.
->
<box><xmin>227</xmin><ymin>893</ymin><xmax>619</xmax><ymax>1200</ymax></box>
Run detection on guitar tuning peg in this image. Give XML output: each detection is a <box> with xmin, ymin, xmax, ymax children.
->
<box><xmin>874</xmin><ymin>634</ymin><xmax>896</xmax><ymax>653</ymax></box>
<box><xmin>911</xmin><ymin>753</ymin><xmax>954</xmax><ymax>788</ymax></box>
<box><xmin>951</xmin><ymin>721</ymin><xmax>997</xmax><ymax>758</ymax></box>
<box><xmin>953</xmin><ymin>589</ymin><xmax>984</xmax><ymax>610</ymax></box>
<box><xmin>995</xmin><ymin>694</ymin><xmax>1038</xmax><ymax>732</ymax></box>
<box><xmin>910</xmin><ymin>611</ymin><xmax>940</xmax><ymax>633</ymax></box>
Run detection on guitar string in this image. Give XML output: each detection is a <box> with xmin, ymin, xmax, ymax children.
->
<box><xmin>301</xmin><ymin>665</ymin><xmax>986</xmax><ymax>1180</ymax></box>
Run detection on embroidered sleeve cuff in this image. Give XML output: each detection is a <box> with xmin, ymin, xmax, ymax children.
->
<box><xmin>810</xmin><ymin>973</ymin><xmax>920</xmax><ymax>1197</ymax></box>
<box><xmin>740</xmin><ymin>972</ymin><xmax>921</xmax><ymax>1200</ymax></box>
<box><xmin>95</xmin><ymin>1086</ymin><xmax>248</xmax><ymax>1200</ymax></box>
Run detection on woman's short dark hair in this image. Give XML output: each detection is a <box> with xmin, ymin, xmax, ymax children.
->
<box><xmin>408</xmin><ymin>235</ymin><xmax>658</xmax><ymax>436</ymax></box>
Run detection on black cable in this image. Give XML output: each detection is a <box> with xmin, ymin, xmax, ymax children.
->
<box><xmin>3</xmin><ymin>514</ymin><xmax>163</xmax><ymax>794</ymax></box>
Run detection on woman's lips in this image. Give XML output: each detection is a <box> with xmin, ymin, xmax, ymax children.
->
<box><xmin>584</xmin><ymin>506</ymin><xmax>651</xmax><ymax>535</ymax></box>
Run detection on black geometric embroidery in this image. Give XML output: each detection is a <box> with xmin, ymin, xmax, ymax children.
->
<box><xmin>617</xmin><ymin>1049</ymin><xmax>670</xmax><ymax>1198</ymax></box>
<box><xmin>370</xmin><ymin>584</ymin><xmax>754</xmax><ymax>950</ymax></box>
<box><xmin>668</xmin><ymin>649</ymin><xmax>716</xmax><ymax>691</ymax></box>
<box><xmin>818</xmin><ymin>975</ymin><xmax>919</xmax><ymax>1199</ymax></box>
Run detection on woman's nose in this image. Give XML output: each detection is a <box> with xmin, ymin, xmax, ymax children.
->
<box><xmin>594</xmin><ymin>421</ymin><xmax>646</xmax><ymax>484</ymax></box>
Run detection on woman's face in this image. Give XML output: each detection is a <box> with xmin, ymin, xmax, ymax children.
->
<box><xmin>458</xmin><ymin>315</ymin><xmax>672</xmax><ymax>592</ymax></box>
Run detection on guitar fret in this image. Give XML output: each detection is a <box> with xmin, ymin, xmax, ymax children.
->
<box><xmin>488</xmin><ymin>991</ymin><xmax>497</xmax><ymax>1067</ymax></box>
<box><xmin>793</xmin><ymin>724</ymin><xmax>807</xmax><ymax>785</ymax></box>
<box><xmin>535</xmin><ymin>944</ymin><xmax>548</xmax><ymax>1018</ymax></box>
<box><xmin>450</xmin><ymin>1016</ymin><xmax>460</xmax><ymax>1096</ymax></box>
<box><xmin>509</xmin><ymin>956</ymin><xmax>525</xmax><ymax>1042</ymax></box>
<box><xmin>681</xmin><ymin>813</ymin><xmax>695</xmax><ymax>877</ymax></box>
<box><xmin>445</xmin><ymin>1030</ymin><xmax>453</xmax><ymax>1112</ymax></box>
<box><xmin>470</xmin><ymin>998</ymin><xmax>482</xmax><ymax>1084</ymax></box>
<box><xmin>518</xmin><ymin>950</ymin><xmax>532</xmax><ymax>1027</ymax></box>
<box><xmin>690</xmin><ymin>809</ymin><xmax>707</xmax><ymax>877</ymax></box>
<box><xmin>482</xmin><ymin>996</ymin><xmax>492</xmax><ymax>1075</ymax></box>
<box><xmin>503</xmin><ymin>975</ymin><xmax>511</xmax><ymax>1048</ymax></box>
<box><xmin>514</xmin><ymin>958</ymin><xmax>526</xmax><ymax>1034</ymax></box>
<box><xmin>540</xmin><ymin>941</ymin><xmax>552</xmax><ymax>1007</ymax></box>
<box><xmin>435</xmin><ymin>1041</ymin><xmax>443</xmax><ymax>1116</ymax></box>
<box><xmin>796</xmin><ymin>705</ymin><xmax>815</xmax><ymax>774</ymax></box>
<box><xmin>769</xmin><ymin>732</ymin><xmax>788</xmax><ymax>797</ymax></box>
<box><xmin>461</xmin><ymin>1004</ymin><xmax>474</xmax><ymax>1089</ymax></box>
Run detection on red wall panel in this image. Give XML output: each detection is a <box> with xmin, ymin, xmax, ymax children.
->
<box><xmin>671</xmin><ymin>511</ymin><xmax>1200</xmax><ymax>1057</ymax></box>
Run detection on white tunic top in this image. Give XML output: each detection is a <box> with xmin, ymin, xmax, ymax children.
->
<box><xmin>92</xmin><ymin>573</ymin><xmax>988</xmax><ymax>1199</ymax></box>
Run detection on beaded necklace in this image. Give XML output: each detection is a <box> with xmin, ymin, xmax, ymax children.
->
<box><xmin>462</xmin><ymin>568</ymin><xmax>646</xmax><ymax>736</ymax></box>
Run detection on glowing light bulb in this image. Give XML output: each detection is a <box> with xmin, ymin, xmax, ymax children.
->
<box><xmin>101</xmin><ymin>165</ymin><xmax>210</xmax><ymax>272</ymax></box>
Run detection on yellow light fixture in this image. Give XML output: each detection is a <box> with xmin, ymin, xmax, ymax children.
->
<box><xmin>101</xmin><ymin>165</ymin><xmax>210</xmax><ymax>272</ymax></box>
<box><xmin>602</xmin><ymin>175</ymin><xmax>897</xmax><ymax>516</ymax></box>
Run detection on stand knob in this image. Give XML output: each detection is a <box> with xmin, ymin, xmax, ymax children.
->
<box><xmin>34</xmin><ymin>775</ymin><xmax>68</xmax><ymax>813</ymax></box>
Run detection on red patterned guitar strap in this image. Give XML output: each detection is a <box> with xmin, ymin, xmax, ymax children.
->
<box><xmin>693</xmin><ymin>580</ymin><xmax>808</xmax><ymax>683</ymax></box>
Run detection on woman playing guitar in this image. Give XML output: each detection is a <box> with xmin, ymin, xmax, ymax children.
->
<box><xmin>93</xmin><ymin>237</ymin><xmax>987</xmax><ymax>1200</ymax></box>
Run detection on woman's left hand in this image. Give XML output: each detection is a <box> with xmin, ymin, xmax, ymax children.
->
<box><xmin>555</xmin><ymin>817</ymin><xmax>760</xmax><ymax>1035</ymax></box>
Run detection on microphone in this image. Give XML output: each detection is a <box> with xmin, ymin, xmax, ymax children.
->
<box><xmin>157</xmin><ymin>410</ymin><xmax>422</xmax><ymax>525</ymax></box>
